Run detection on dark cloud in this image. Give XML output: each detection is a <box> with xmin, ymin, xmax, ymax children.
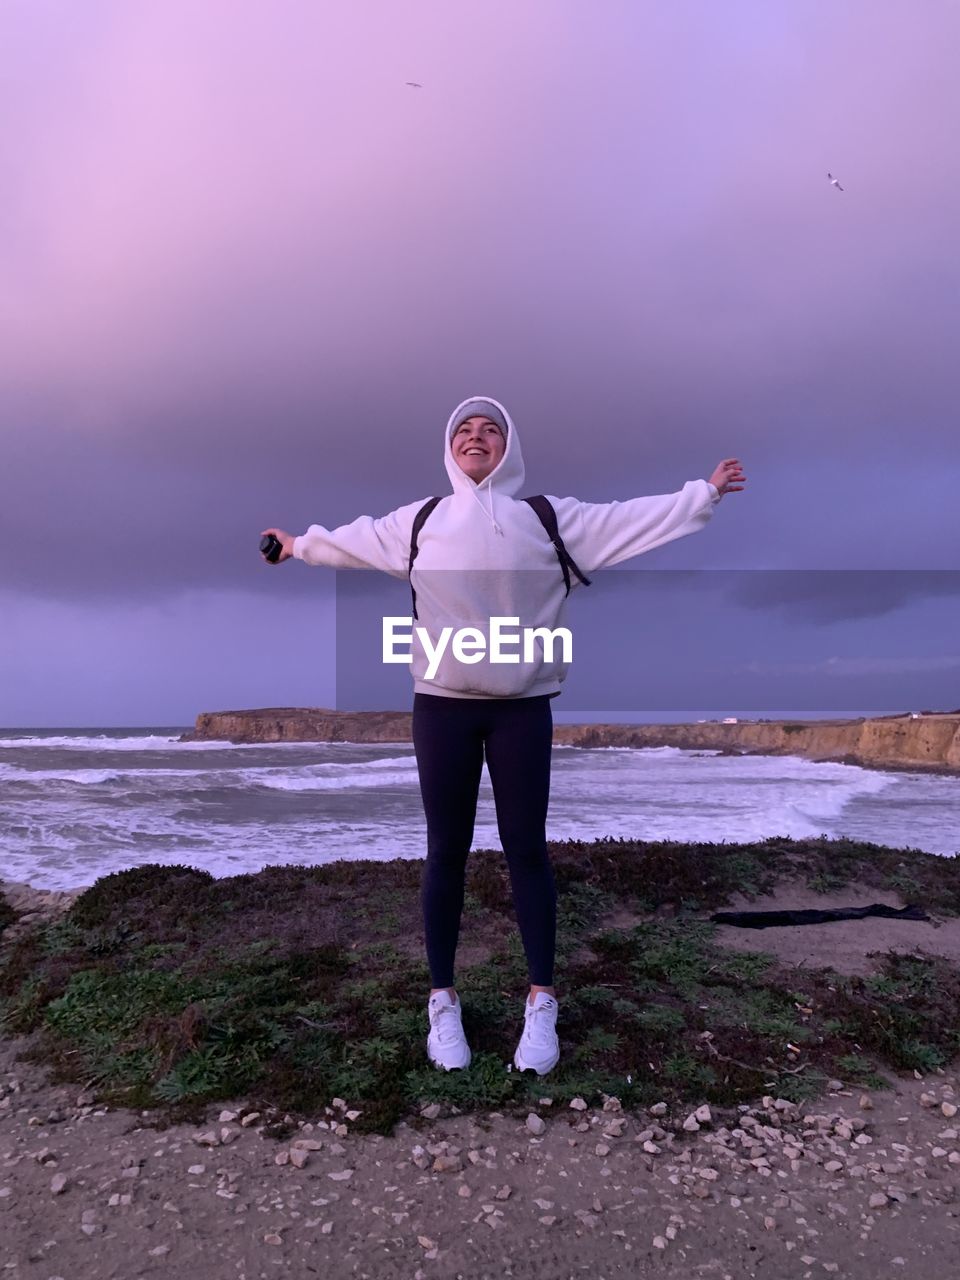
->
<box><xmin>2</xmin><ymin>2</ymin><xmax>958</xmax><ymax>719</ymax></box>
<box><xmin>730</xmin><ymin>571</ymin><xmax>960</xmax><ymax>623</ymax></box>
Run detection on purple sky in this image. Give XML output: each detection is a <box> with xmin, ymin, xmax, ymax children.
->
<box><xmin>2</xmin><ymin>1</ymin><xmax>958</xmax><ymax>726</ymax></box>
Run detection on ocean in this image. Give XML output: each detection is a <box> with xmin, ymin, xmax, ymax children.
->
<box><xmin>0</xmin><ymin>728</ymin><xmax>957</xmax><ymax>892</ymax></box>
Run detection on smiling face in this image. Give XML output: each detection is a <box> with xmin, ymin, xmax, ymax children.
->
<box><xmin>451</xmin><ymin>416</ymin><xmax>506</xmax><ymax>483</ymax></box>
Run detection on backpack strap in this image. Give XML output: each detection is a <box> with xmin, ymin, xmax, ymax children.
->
<box><xmin>407</xmin><ymin>494</ymin><xmax>591</xmax><ymax>621</ymax></box>
<box><xmin>523</xmin><ymin>495</ymin><xmax>592</xmax><ymax>595</ymax></box>
<box><xmin>408</xmin><ymin>497</ymin><xmax>442</xmax><ymax>620</ymax></box>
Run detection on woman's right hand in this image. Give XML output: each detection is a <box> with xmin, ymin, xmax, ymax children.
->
<box><xmin>260</xmin><ymin>527</ymin><xmax>295</xmax><ymax>563</ymax></box>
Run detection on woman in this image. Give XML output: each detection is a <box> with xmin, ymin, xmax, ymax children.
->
<box><xmin>261</xmin><ymin>395</ymin><xmax>745</xmax><ymax>1076</ymax></box>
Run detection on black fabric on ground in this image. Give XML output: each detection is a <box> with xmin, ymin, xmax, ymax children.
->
<box><xmin>709</xmin><ymin>903</ymin><xmax>930</xmax><ymax>929</ymax></box>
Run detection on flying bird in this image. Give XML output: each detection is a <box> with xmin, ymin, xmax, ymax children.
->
<box><xmin>827</xmin><ymin>172</ymin><xmax>844</xmax><ymax>191</ymax></box>
<box><xmin>405</xmin><ymin>81</ymin><xmax>423</xmax><ymax>88</ymax></box>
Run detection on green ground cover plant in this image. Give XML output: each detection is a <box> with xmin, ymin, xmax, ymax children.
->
<box><xmin>1</xmin><ymin>837</ymin><xmax>959</xmax><ymax>1135</ymax></box>
<box><xmin>0</xmin><ymin>895</ymin><xmax>17</xmax><ymax>939</ymax></box>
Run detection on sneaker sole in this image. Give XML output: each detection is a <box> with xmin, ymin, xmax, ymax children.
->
<box><xmin>513</xmin><ymin>1047</ymin><xmax>559</xmax><ymax>1075</ymax></box>
<box><xmin>428</xmin><ymin>1051</ymin><xmax>472</xmax><ymax>1071</ymax></box>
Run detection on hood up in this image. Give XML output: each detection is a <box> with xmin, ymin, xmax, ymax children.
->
<box><xmin>443</xmin><ymin>395</ymin><xmax>525</xmax><ymax>536</ymax></box>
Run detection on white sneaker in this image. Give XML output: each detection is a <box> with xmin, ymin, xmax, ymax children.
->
<box><xmin>513</xmin><ymin>992</ymin><xmax>560</xmax><ymax>1075</ymax></box>
<box><xmin>426</xmin><ymin>992</ymin><xmax>471</xmax><ymax>1071</ymax></box>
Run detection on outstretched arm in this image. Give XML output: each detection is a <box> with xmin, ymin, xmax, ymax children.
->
<box><xmin>551</xmin><ymin>459</ymin><xmax>746</xmax><ymax>574</ymax></box>
<box><xmin>260</xmin><ymin>498</ymin><xmax>433</xmax><ymax>578</ymax></box>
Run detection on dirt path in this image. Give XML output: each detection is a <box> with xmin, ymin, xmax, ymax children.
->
<box><xmin>2</xmin><ymin>1029</ymin><xmax>960</xmax><ymax>1280</ymax></box>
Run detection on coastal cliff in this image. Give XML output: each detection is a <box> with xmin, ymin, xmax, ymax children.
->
<box><xmin>182</xmin><ymin>709</ymin><xmax>960</xmax><ymax>775</ymax></box>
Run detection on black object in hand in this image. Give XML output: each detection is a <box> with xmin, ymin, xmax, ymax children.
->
<box><xmin>260</xmin><ymin>534</ymin><xmax>283</xmax><ymax>563</ymax></box>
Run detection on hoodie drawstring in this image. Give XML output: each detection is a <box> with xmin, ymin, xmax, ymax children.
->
<box><xmin>489</xmin><ymin>488</ymin><xmax>504</xmax><ymax>536</ymax></box>
<box><xmin>468</xmin><ymin>481</ymin><xmax>504</xmax><ymax>535</ymax></box>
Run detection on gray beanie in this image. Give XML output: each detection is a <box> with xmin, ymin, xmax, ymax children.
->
<box><xmin>451</xmin><ymin>398</ymin><xmax>509</xmax><ymax>440</ymax></box>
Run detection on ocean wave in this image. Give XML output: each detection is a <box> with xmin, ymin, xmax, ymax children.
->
<box><xmin>0</xmin><ymin>734</ymin><xmax>253</xmax><ymax>752</ymax></box>
<box><xmin>254</xmin><ymin>769</ymin><xmax>418</xmax><ymax>792</ymax></box>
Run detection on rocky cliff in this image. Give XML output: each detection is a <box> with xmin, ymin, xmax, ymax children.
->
<box><xmin>186</xmin><ymin>708</ymin><xmax>415</xmax><ymax>744</ymax></box>
<box><xmin>182</xmin><ymin>709</ymin><xmax>960</xmax><ymax>775</ymax></box>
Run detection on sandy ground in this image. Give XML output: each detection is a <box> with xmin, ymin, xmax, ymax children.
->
<box><xmin>1</xmin><ymin>1030</ymin><xmax>960</xmax><ymax>1280</ymax></box>
<box><xmin>3</xmin><ymin>883</ymin><xmax>960</xmax><ymax>1278</ymax></box>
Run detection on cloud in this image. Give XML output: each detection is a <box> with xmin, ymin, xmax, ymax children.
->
<box><xmin>0</xmin><ymin>587</ymin><xmax>335</xmax><ymax>725</ymax></box>
<box><xmin>730</xmin><ymin>571</ymin><xmax>960</xmax><ymax>622</ymax></box>
<box><xmin>740</xmin><ymin>654</ymin><xmax>960</xmax><ymax>677</ymax></box>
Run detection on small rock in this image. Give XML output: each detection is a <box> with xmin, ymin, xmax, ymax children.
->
<box><xmin>526</xmin><ymin>1114</ymin><xmax>545</xmax><ymax>1136</ymax></box>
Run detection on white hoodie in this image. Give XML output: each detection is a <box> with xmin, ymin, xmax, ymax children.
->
<box><xmin>293</xmin><ymin>396</ymin><xmax>721</xmax><ymax>699</ymax></box>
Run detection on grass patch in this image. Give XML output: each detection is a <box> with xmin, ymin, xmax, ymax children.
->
<box><xmin>1</xmin><ymin>837</ymin><xmax>959</xmax><ymax>1134</ymax></box>
<box><xmin>0</xmin><ymin>896</ymin><xmax>17</xmax><ymax>940</ymax></box>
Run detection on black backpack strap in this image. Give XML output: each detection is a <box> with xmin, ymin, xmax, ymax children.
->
<box><xmin>523</xmin><ymin>496</ymin><xmax>592</xmax><ymax>595</ymax></box>
<box><xmin>408</xmin><ymin>497</ymin><xmax>442</xmax><ymax>620</ymax></box>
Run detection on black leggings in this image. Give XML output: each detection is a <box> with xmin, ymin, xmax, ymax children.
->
<box><xmin>412</xmin><ymin>692</ymin><xmax>557</xmax><ymax>989</ymax></box>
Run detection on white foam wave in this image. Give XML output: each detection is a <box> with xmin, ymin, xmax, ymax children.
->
<box><xmin>0</xmin><ymin>764</ymin><xmax>236</xmax><ymax>785</ymax></box>
<box><xmin>255</xmin><ymin>769</ymin><xmax>418</xmax><ymax>792</ymax></box>
<box><xmin>315</xmin><ymin>755</ymin><xmax>415</xmax><ymax>771</ymax></box>
<box><xmin>0</xmin><ymin>734</ymin><xmax>254</xmax><ymax>751</ymax></box>
<box><xmin>5</xmin><ymin>768</ymin><xmax>127</xmax><ymax>785</ymax></box>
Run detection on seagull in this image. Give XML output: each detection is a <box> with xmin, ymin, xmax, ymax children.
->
<box><xmin>405</xmin><ymin>81</ymin><xmax>423</xmax><ymax>88</ymax></box>
<box><xmin>827</xmin><ymin>172</ymin><xmax>844</xmax><ymax>191</ymax></box>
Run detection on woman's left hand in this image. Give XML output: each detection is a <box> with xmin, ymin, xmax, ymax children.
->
<box><xmin>708</xmin><ymin>459</ymin><xmax>746</xmax><ymax>497</ymax></box>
